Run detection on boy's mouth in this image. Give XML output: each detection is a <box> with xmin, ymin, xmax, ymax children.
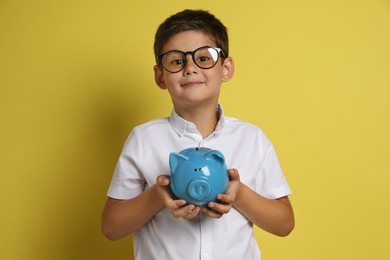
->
<box><xmin>181</xmin><ymin>81</ymin><xmax>204</xmax><ymax>87</ymax></box>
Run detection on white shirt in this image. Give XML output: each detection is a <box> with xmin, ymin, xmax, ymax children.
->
<box><xmin>108</xmin><ymin>106</ymin><xmax>292</xmax><ymax>260</ymax></box>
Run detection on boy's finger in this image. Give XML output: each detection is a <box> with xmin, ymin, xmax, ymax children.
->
<box><xmin>208</xmin><ymin>201</ymin><xmax>231</xmax><ymax>214</ymax></box>
<box><xmin>228</xmin><ymin>168</ymin><xmax>240</xmax><ymax>180</ymax></box>
<box><xmin>172</xmin><ymin>203</ymin><xmax>194</xmax><ymax>218</ymax></box>
<box><xmin>168</xmin><ymin>199</ymin><xmax>187</xmax><ymax>210</ymax></box>
<box><xmin>217</xmin><ymin>193</ymin><xmax>234</xmax><ymax>204</ymax></box>
<box><xmin>156</xmin><ymin>175</ymin><xmax>170</xmax><ymax>185</ymax></box>
<box><xmin>183</xmin><ymin>206</ymin><xmax>201</xmax><ymax>219</ymax></box>
<box><xmin>202</xmin><ymin>207</ymin><xmax>223</xmax><ymax>219</ymax></box>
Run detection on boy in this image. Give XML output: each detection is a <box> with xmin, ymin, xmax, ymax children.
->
<box><xmin>102</xmin><ymin>9</ymin><xmax>294</xmax><ymax>260</ymax></box>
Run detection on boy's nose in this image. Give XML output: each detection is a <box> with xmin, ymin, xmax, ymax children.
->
<box><xmin>183</xmin><ymin>55</ymin><xmax>198</xmax><ymax>75</ymax></box>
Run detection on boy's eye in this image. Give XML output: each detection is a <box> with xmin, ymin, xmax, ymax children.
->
<box><xmin>171</xmin><ymin>59</ymin><xmax>184</xmax><ymax>65</ymax></box>
<box><xmin>197</xmin><ymin>56</ymin><xmax>210</xmax><ymax>63</ymax></box>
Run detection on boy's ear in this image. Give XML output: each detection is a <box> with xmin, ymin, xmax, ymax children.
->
<box><xmin>222</xmin><ymin>57</ymin><xmax>234</xmax><ymax>82</ymax></box>
<box><xmin>153</xmin><ymin>65</ymin><xmax>167</xmax><ymax>90</ymax></box>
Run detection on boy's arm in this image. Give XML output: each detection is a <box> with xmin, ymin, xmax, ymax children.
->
<box><xmin>101</xmin><ymin>185</ymin><xmax>164</xmax><ymax>241</ymax></box>
<box><xmin>101</xmin><ymin>175</ymin><xmax>200</xmax><ymax>241</ymax></box>
<box><xmin>234</xmin><ymin>184</ymin><xmax>294</xmax><ymax>237</ymax></box>
<box><xmin>206</xmin><ymin>169</ymin><xmax>294</xmax><ymax>237</ymax></box>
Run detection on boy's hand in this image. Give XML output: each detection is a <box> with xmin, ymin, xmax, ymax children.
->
<box><xmin>202</xmin><ymin>168</ymin><xmax>241</xmax><ymax>218</ymax></box>
<box><xmin>155</xmin><ymin>175</ymin><xmax>201</xmax><ymax>220</ymax></box>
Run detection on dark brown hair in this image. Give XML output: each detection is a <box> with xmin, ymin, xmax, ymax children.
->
<box><xmin>154</xmin><ymin>9</ymin><xmax>229</xmax><ymax>64</ymax></box>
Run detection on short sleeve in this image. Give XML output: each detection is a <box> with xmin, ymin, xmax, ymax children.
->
<box><xmin>107</xmin><ymin>129</ymin><xmax>146</xmax><ymax>199</ymax></box>
<box><xmin>255</xmin><ymin>144</ymin><xmax>292</xmax><ymax>199</ymax></box>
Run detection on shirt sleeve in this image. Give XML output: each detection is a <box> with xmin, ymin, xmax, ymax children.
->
<box><xmin>107</xmin><ymin>129</ymin><xmax>146</xmax><ymax>199</ymax></box>
<box><xmin>255</xmin><ymin>143</ymin><xmax>292</xmax><ymax>199</ymax></box>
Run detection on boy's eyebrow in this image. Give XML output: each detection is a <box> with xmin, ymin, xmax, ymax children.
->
<box><xmin>161</xmin><ymin>45</ymin><xmax>218</xmax><ymax>54</ymax></box>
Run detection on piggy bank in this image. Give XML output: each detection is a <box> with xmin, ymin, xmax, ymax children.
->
<box><xmin>169</xmin><ymin>147</ymin><xmax>229</xmax><ymax>206</ymax></box>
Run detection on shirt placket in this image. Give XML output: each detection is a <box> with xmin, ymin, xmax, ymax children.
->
<box><xmin>200</xmin><ymin>212</ymin><xmax>213</xmax><ymax>260</ymax></box>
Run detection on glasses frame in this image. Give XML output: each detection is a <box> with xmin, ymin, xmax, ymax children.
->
<box><xmin>157</xmin><ymin>46</ymin><xmax>225</xmax><ymax>73</ymax></box>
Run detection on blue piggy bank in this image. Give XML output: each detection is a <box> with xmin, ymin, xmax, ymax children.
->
<box><xmin>169</xmin><ymin>147</ymin><xmax>229</xmax><ymax>206</ymax></box>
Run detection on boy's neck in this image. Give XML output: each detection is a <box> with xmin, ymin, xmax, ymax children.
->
<box><xmin>174</xmin><ymin>103</ymin><xmax>219</xmax><ymax>139</ymax></box>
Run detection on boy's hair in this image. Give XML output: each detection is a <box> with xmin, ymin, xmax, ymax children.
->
<box><xmin>154</xmin><ymin>9</ymin><xmax>229</xmax><ymax>64</ymax></box>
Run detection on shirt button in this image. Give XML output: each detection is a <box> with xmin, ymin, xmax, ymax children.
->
<box><xmin>202</xmin><ymin>252</ymin><xmax>209</xmax><ymax>259</ymax></box>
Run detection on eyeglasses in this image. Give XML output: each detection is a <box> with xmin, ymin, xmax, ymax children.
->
<box><xmin>158</xmin><ymin>46</ymin><xmax>225</xmax><ymax>73</ymax></box>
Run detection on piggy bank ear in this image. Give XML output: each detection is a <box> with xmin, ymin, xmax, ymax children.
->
<box><xmin>169</xmin><ymin>153</ymin><xmax>189</xmax><ymax>173</ymax></box>
<box><xmin>205</xmin><ymin>150</ymin><xmax>225</xmax><ymax>163</ymax></box>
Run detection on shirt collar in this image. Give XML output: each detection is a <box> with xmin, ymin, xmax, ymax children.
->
<box><xmin>169</xmin><ymin>104</ymin><xmax>225</xmax><ymax>137</ymax></box>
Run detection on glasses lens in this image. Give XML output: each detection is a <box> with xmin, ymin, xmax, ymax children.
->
<box><xmin>161</xmin><ymin>51</ymin><xmax>185</xmax><ymax>73</ymax></box>
<box><xmin>194</xmin><ymin>47</ymin><xmax>220</xmax><ymax>69</ymax></box>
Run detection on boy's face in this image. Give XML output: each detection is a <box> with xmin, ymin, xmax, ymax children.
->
<box><xmin>154</xmin><ymin>30</ymin><xmax>234</xmax><ymax>111</ymax></box>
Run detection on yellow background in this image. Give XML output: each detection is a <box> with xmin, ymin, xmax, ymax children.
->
<box><xmin>1</xmin><ymin>0</ymin><xmax>389</xmax><ymax>259</ymax></box>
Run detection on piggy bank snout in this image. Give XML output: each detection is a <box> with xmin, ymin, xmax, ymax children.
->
<box><xmin>188</xmin><ymin>179</ymin><xmax>211</xmax><ymax>200</ymax></box>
